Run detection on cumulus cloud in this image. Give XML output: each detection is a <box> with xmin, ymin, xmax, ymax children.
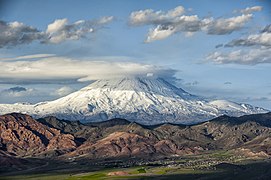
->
<box><xmin>202</xmin><ymin>14</ymin><xmax>253</xmax><ymax>35</ymax></box>
<box><xmin>129</xmin><ymin>6</ymin><xmax>185</xmax><ymax>26</ymax></box>
<box><xmin>146</xmin><ymin>25</ymin><xmax>175</xmax><ymax>42</ymax></box>
<box><xmin>0</xmin><ymin>17</ymin><xmax>114</xmax><ymax>48</ymax></box>
<box><xmin>0</xmin><ymin>20</ymin><xmax>45</xmax><ymax>48</ymax></box>
<box><xmin>225</xmin><ymin>24</ymin><xmax>271</xmax><ymax>48</ymax></box>
<box><xmin>145</xmin><ymin>15</ymin><xmax>202</xmax><ymax>42</ymax></box>
<box><xmin>208</xmin><ymin>23</ymin><xmax>271</xmax><ymax>65</ymax></box>
<box><xmin>207</xmin><ymin>48</ymin><xmax>271</xmax><ymax>65</ymax></box>
<box><xmin>44</xmin><ymin>17</ymin><xmax>113</xmax><ymax>43</ymax></box>
<box><xmin>0</xmin><ymin>56</ymin><xmax>177</xmax><ymax>83</ymax></box>
<box><xmin>239</xmin><ymin>6</ymin><xmax>263</xmax><ymax>14</ymax></box>
<box><xmin>129</xmin><ymin>6</ymin><xmax>258</xmax><ymax>42</ymax></box>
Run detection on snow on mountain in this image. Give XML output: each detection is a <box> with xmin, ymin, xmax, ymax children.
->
<box><xmin>0</xmin><ymin>77</ymin><xmax>268</xmax><ymax>124</ymax></box>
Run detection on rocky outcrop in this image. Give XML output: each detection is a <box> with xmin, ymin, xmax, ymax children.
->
<box><xmin>68</xmin><ymin>131</ymin><xmax>156</xmax><ymax>158</ymax></box>
<box><xmin>1</xmin><ymin>112</ymin><xmax>271</xmax><ymax>161</ymax></box>
<box><xmin>0</xmin><ymin>113</ymin><xmax>77</xmax><ymax>157</ymax></box>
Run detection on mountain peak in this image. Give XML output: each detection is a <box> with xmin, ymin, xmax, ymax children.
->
<box><xmin>82</xmin><ymin>77</ymin><xmax>194</xmax><ymax>100</ymax></box>
<box><xmin>0</xmin><ymin>77</ymin><xmax>268</xmax><ymax>125</ymax></box>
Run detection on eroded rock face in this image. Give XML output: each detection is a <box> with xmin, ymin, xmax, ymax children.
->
<box><xmin>0</xmin><ymin>113</ymin><xmax>77</xmax><ymax>157</ymax></box>
<box><xmin>67</xmin><ymin>131</ymin><xmax>203</xmax><ymax>158</ymax></box>
<box><xmin>69</xmin><ymin>132</ymin><xmax>156</xmax><ymax>158</ymax></box>
<box><xmin>1</xmin><ymin>112</ymin><xmax>271</xmax><ymax>161</ymax></box>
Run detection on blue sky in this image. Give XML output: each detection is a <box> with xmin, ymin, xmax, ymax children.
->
<box><xmin>0</xmin><ymin>0</ymin><xmax>270</xmax><ymax>110</ymax></box>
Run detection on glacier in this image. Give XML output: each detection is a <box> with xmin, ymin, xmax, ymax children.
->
<box><xmin>0</xmin><ymin>77</ymin><xmax>268</xmax><ymax>124</ymax></box>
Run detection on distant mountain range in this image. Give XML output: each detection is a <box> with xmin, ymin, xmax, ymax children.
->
<box><xmin>1</xmin><ymin>112</ymin><xmax>271</xmax><ymax>172</ymax></box>
<box><xmin>0</xmin><ymin>77</ymin><xmax>268</xmax><ymax>124</ymax></box>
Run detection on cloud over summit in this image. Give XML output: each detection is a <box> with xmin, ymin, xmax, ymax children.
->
<box><xmin>0</xmin><ymin>55</ymin><xmax>177</xmax><ymax>83</ymax></box>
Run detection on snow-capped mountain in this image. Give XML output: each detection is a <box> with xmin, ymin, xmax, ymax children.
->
<box><xmin>0</xmin><ymin>77</ymin><xmax>268</xmax><ymax>124</ymax></box>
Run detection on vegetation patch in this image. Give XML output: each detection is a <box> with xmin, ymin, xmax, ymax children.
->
<box><xmin>137</xmin><ymin>167</ymin><xmax>146</xmax><ymax>174</ymax></box>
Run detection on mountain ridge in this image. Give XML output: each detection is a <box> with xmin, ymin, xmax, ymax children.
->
<box><xmin>1</xmin><ymin>112</ymin><xmax>271</xmax><ymax>172</ymax></box>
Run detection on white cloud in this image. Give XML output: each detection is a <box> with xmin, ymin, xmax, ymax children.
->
<box><xmin>184</xmin><ymin>32</ymin><xmax>195</xmax><ymax>37</ymax></box>
<box><xmin>0</xmin><ymin>56</ymin><xmax>176</xmax><ymax>83</ymax></box>
<box><xmin>0</xmin><ymin>17</ymin><xmax>114</xmax><ymax>48</ymax></box>
<box><xmin>0</xmin><ymin>54</ymin><xmax>55</xmax><ymax>61</ymax></box>
<box><xmin>51</xmin><ymin>86</ymin><xmax>74</xmax><ymax>96</ymax></box>
<box><xmin>45</xmin><ymin>17</ymin><xmax>113</xmax><ymax>43</ymax></box>
<box><xmin>240</xmin><ymin>6</ymin><xmax>262</xmax><ymax>14</ymax></box>
<box><xmin>0</xmin><ymin>20</ymin><xmax>45</xmax><ymax>48</ymax></box>
<box><xmin>146</xmin><ymin>25</ymin><xmax>175</xmax><ymax>42</ymax></box>
<box><xmin>129</xmin><ymin>6</ymin><xmax>256</xmax><ymax>42</ymax></box>
<box><xmin>0</xmin><ymin>86</ymin><xmax>36</xmax><ymax>97</ymax></box>
<box><xmin>0</xmin><ymin>85</ymin><xmax>60</xmax><ymax>104</ymax></box>
<box><xmin>225</xmin><ymin>24</ymin><xmax>271</xmax><ymax>47</ymax></box>
<box><xmin>203</xmin><ymin>14</ymin><xmax>253</xmax><ymax>35</ymax></box>
<box><xmin>129</xmin><ymin>6</ymin><xmax>185</xmax><ymax>26</ymax></box>
<box><xmin>145</xmin><ymin>15</ymin><xmax>201</xmax><ymax>42</ymax></box>
<box><xmin>98</xmin><ymin>16</ymin><xmax>114</xmax><ymax>24</ymax></box>
<box><xmin>208</xmin><ymin>23</ymin><xmax>271</xmax><ymax>65</ymax></box>
<box><xmin>46</xmin><ymin>18</ymin><xmax>89</xmax><ymax>43</ymax></box>
<box><xmin>46</xmin><ymin>19</ymin><xmax>68</xmax><ymax>34</ymax></box>
<box><xmin>207</xmin><ymin>48</ymin><xmax>271</xmax><ymax>65</ymax></box>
